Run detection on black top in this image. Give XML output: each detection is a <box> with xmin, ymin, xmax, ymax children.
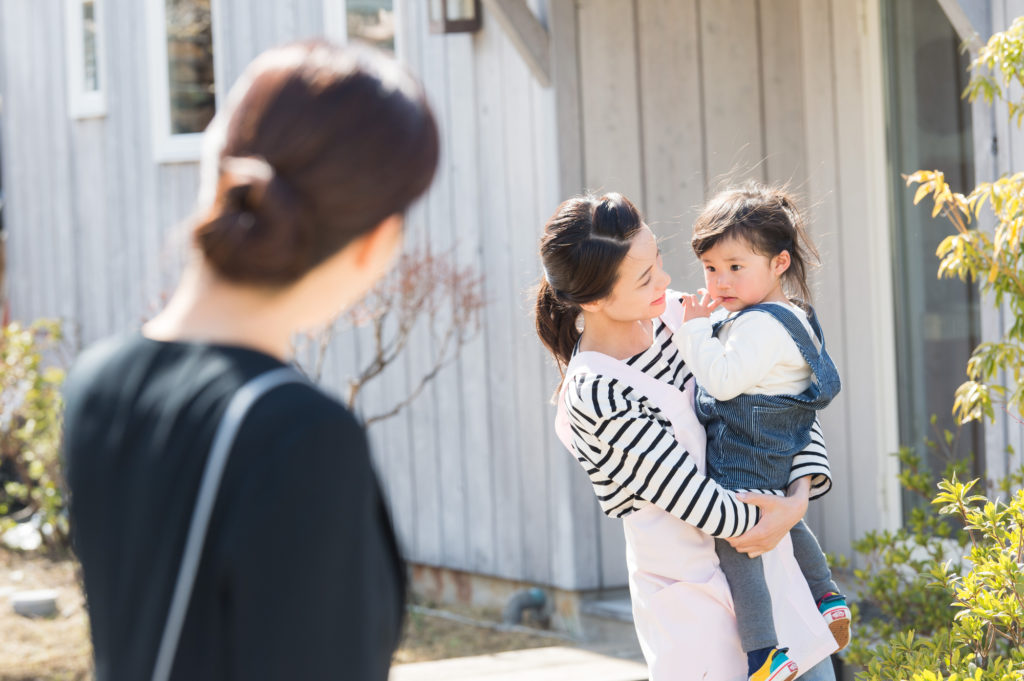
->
<box><xmin>62</xmin><ymin>335</ymin><xmax>404</xmax><ymax>681</ymax></box>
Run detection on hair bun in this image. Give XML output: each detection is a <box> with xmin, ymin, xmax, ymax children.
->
<box><xmin>194</xmin><ymin>156</ymin><xmax>315</xmax><ymax>284</ymax></box>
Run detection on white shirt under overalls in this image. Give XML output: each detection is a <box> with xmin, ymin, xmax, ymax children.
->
<box><xmin>673</xmin><ymin>301</ymin><xmax>819</xmax><ymax>400</ymax></box>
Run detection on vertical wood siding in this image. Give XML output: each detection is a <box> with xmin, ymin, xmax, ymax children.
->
<box><xmin>981</xmin><ymin>0</ymin><xmax>1024</xmax><ymax>490</ymax></box>
<box><xmin>3</xmin><ymin>0</ymin><xmax>608</xmax><ymax>588</ymax></box>
<box><xmin>575</xmin><ymin>0</ymin><xmax>900</xmax><ymax>557</ymax></box>
<box><xmin>7</xmin><ymin>0</ymin><xmax>1017</xmax><ymax>590</ymax></box>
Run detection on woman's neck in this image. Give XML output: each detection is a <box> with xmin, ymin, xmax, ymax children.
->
<box><xmin>578</xmin><ymin>312</ymin><xmax>655</xmax><ymax>360</ymax></box>
<box><xmin>142</xmin><ymin>261</ymin><xmax>296</xmax><ymax>360</ymax></box>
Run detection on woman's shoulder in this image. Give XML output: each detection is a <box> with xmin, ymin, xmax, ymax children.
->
<box><xmin>66</xmin><ymin>333</ymin><xmax>141</xmax><ymax>384</ymax></box>
<box><xmin>64</xmin><ymin>334</ymin><xmax>154</xmax><ymax>409</ymax></box>
<box><xmin>563</xmin><ymin>366</ymin><xmax>646</xmax><ymax>421</ymax></box>
<box><xmin>249</xmin><ymin>380</ymin><xmax>356</xmax><ymax>435</ymax></box>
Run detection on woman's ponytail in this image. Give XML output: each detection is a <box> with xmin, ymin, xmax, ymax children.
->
<box><xmin>534</xmin><ymin>193</ymin><xmax>643</xmax><ymax>391</ymax></box>
<box><xmin>534</xmin><ymin>278</ymin><xmax>581</xmax><ymax>378</ymax></box>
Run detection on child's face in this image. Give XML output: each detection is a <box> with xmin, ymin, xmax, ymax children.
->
<box><xmin>699</xmin><ymin>236</ymin><xmax>790</xmax><ymax>312</ymax></box>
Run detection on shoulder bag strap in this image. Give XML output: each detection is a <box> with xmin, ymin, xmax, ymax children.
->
<box><xmin>151</xmin><ymin>366</ymin><xmax>308</xmax><ymax>681</ymax></box>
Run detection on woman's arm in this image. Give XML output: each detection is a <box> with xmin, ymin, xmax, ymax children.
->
<box><xmin>724</xmin><ymin>476</ymin><xmax>811</xmax><ymax>557</ymax></box>
<box><xmin>788</xmin><ymin>418</ymin><xmax>832</xmax><ymax>500</ymax></box>
<box><xmin>565</xmin><ymin>372</ymin><xmax>768</xmax><ymax>538</ymax></box>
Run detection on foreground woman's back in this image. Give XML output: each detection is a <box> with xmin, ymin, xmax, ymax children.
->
<box><xmin>62</xmin><ymin>40</ymin><xmax>439</xmax><ymax>681</ymax></box>
<box><xmin>64</xmin><ymin>337</ymin><xmax>402</xmax><ymax>679</ymax></box>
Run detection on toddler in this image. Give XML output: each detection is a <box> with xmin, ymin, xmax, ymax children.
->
<box><xmin>673</xmin><ymin>184</ymin><xmax>851</xmax><ymax>681</ymax></box>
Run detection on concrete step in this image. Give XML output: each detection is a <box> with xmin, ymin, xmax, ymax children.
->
<box><xmin>577</xmin><ymin>595</ymin><xmax>643</xmax><ymax>659</ymax></box>
<box><xmin>389</xmin><ymin>646</ymin><xmax>649</xmax><ymax>681</ymax></box>
<box><xmin>580</xmin><ymin>596</ymin><xmax>633</xmax><ymax>622</ymax></box>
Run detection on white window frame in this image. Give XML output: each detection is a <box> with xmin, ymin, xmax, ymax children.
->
<box><xmin>146</xmin><ymin>0</ymin><xmax>219</xmax><ymax>163</ymax></box>
<box><xmin>65</xmin><ymin>0</ymin><xmax>107</xmax><ymax>119</ymax></box>
<box><xmin>323</xmin><ymin>0</ymin><xmax>403</xmax><ymax>59</ymax></box>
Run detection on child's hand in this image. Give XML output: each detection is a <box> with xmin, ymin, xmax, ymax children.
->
<box><xmin>680</xmin><ymin>289</ymin><xmax>719</xmax><ymax>322</ymax></box>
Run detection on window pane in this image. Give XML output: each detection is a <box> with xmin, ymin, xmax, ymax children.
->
<box><xmin>166</xmin><ymin>0</ymin><xmax>215</xmax><ymax>135</ymax></box>
<box><xmin>82</xmin><ymin>1</ymin><xmax>99</xmax><ymax>92</ymax></box>
<box><xmin>447</xmin><ymin>0</ymin><xmax>474</xmax><ymax>21</ymax></box>
<box><xmin>883</xmin><ymin>0</ymin><xmax>985</xmax><ymax>519</ymax></box>
<box><xmin>348</xmin><ymin>0</ymin><xmax>395</xmax><ymax>55</ymax></box>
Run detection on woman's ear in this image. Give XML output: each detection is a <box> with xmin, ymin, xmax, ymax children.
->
<box><xmin>772</xmin><ymin>250</ymin><xmax>792</xmax><ymax>276</ymax></box>
<box><xmin>353</xmin><ymin>213</ymin><xmax>404</xmax><ymax>271</ymax></box>
<box><xmin>579</xmin><ymin>299</ymin><xmax>603</xmax><ymax>314</ymax></box>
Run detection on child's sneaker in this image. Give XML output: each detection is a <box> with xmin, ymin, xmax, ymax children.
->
<box><xmin>748</xmin><ymin>646</ymin><xmax>798</xmax><ymax>681</ymax></box>
<box><xmin>817</xmin><ymin>591</ymin><xmax>851</xmax><ymax>650</ymax></box>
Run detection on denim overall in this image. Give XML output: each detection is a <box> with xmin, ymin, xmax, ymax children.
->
<box><xmin>696</xmin><ymin>303</ymin><xmax>841</xmax><ymax>492</ymax></box>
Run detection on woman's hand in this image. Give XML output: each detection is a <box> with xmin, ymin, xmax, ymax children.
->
<box><xmin>725</xmin><ymin>477</ymin><xmax>811</xmax><ymax>557</ymax></box>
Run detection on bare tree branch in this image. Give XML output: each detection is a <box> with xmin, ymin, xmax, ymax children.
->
<box><xmin>295</xmin><ymin>243</ymin><xmax>486</xmax><ymax>429</ymax></box>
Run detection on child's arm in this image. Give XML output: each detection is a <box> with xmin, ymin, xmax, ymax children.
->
<box><xmin>674</xmin><ymin>292</ymin><xmax>790</xmax><ymax>400</ymax></box>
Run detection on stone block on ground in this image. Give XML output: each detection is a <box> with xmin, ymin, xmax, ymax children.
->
<box><xmin>11</xmin><ymin>589</ymin><xmax>58</xmax><ymax>618</ymax></box>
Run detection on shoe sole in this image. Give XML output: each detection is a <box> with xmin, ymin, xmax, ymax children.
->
<box><xmin>823</xmin><ymin>606</ymin><xmax>851</xmax><ymax>650</ymax></box>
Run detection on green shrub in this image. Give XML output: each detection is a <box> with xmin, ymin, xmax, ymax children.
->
<box><xmin>848</xmin><ymin>17</ymin><xmax>1024</xmax><ymax>681</ymax></box>
<box><xmin>844</xmin><ymin>431</ymin><xmax>1024</xmax><ymax>679</ymax></box>
<box><xmin>0</xmin><ymin>320</ymin><xmax>68</xmax><ymax>550</ymax></box>
<box><xmin>848</xmin><ymin>465</ymin><xmax>1024</xmax><ymax>680</ymax></box>
<box><xmin>843</xmin><ymin>435</ymin><xmax>972</xmax><ymax>669</ymax></box>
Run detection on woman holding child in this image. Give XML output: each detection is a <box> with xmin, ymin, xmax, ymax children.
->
<box><xmin>534</xmin><ymin>187</ymin><xmax>847</xmax><ymax>681</ymax></box>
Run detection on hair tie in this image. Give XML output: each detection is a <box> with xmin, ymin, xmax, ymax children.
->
<box><xmin>220</xmin><ymin>155</ymin><xmax>275</xmax><ymax>183</ymax></box>
<box><xmin>542</xmin><ymin>265</ymin><xmax>565</xmax><ymax>300</ymax></box>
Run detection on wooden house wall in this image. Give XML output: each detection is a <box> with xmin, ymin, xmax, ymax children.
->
<box><xmin>977</xmin><ymin>0</ymin><xmax>1024</xmax><ymax>487</ymax></box>
<box><xmin>569</xmin><ymin>0</ymin><xmax>1024</xmax><ymax>562</ymax></box>
<box><xmin>0</xmin><ymin>0</ymin><xmax>607</xmax><ymax>590</ymax></box>
<box><xmin>572</xmin><ymin>0</ymin><xmax>901</xmax><ymax>559</ymax></box>
<box><xmin>5</xmin><ymin>0</ymin><xmax>1023</xmax><ymax>592</ymax></box>
<box><xmin>348</xmin><ymin>0</ymin><xmax>604</xmax><ymax>590</ymax></box>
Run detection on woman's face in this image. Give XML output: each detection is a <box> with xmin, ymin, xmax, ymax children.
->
<box><xmin>592</xmin><ymin>225</ymin><xmax>671</xmax><ymax>322</ymax></box>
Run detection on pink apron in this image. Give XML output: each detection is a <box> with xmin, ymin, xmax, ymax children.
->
<box><xmin>555</xmin><ymin>299</ymin><xmax>836</xmax><ymax>681</ymax></box>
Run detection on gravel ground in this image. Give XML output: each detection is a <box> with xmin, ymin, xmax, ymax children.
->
<box><xmin>0</xmin><ymin>549</ymin><xmax>557</xmax><ymax>680</ymax></box>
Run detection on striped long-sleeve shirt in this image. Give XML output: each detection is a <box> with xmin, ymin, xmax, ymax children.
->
<box><xmin>564</xmin><ymin>311</ymin><xmax>832</xmax><ymax>539</ymax></box>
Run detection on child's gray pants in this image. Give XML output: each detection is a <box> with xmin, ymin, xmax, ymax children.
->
<box><xmin>714</xmin><ymin>520</ymin><xmax>838</xmax><ymax>652</ymax></box>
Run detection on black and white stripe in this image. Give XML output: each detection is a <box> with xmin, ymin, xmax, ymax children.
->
<box><xmin>565</xmin><ymin>316</ymin><xmax>832</xmax><ymax>538</ymax></box>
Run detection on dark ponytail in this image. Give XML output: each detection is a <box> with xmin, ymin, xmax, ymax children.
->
<box><xmin>535</xmin><ymin>278</ymin><xmax>582</xmax><ymax>377</ymax></box>
<box><xmin>195</xmin><ymin>156</ymin><xmax>313</xmax><ymax>284</ymax></box>
<box><xmin>534</xmin><ymin>193</ymin><xmax>644</xmax><ymax>379</ymax></box>
<box><xmin>194</xmin><ymin>40</ymin><xmax>439</xmax><ymax>286</ymax></box>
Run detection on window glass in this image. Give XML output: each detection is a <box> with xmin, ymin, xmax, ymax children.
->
<box><xmin>165</xmin><ymin>0</ymin><xmax>215</xmax><ymax>135</ymax></box>
<box><xmin>882</xmin><ymin>0</ymin><xmax>985</xmax><ymax>520</ymax></box>
<box><xmin>82</xmin><ymin>0</ymin><xmax>100</xmax><ymax>92</ymax></box>
<box><xmin>347</xmin><ymin>0</ymin><xmax>395</xmax><ymax>54</ymax></box>
<box><xmin>446</xmin><ymin>0</ymin><xmax>474</xmax><ymax>21</ymax></box>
